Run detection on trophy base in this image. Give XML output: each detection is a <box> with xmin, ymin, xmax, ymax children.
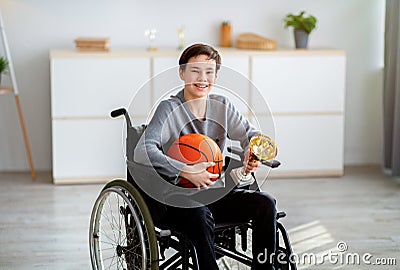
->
<box><xmin>230</xmin><ymin>167</ymin><xmax>255</xmax><ymax>188</ymax></box>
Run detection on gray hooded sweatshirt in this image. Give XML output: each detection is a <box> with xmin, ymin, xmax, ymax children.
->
<box><xmin>134</xmin><ymin>89</ymin><xmax>260</xmax><ymax>184</ymax></box>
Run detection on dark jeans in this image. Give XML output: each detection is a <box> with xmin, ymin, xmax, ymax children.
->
<box><xmin>159</xmin><ymin>188</ymin><xmax>277</xmax><ymax>270</ymax></box>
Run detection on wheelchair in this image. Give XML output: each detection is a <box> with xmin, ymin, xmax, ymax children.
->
<box><xmin>89</xmin><ymin>108</ymin><xmax>297</xmax><ymax>270</ymax></box>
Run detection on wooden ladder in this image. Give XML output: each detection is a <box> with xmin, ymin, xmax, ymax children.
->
<box><xmin>0</xmin><ymin>11</ymin><xmax>35</xmax><ymax>180</ymax></box>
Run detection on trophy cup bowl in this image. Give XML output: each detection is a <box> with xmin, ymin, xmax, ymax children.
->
<box><xmin>230</xmin><ymin>134</ymin><xmax>278</xmax><ymax>187</ymax></box>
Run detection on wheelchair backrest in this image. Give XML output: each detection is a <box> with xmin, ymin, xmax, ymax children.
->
<box><xmin>126</xmin><ymin>124</ymin><xmax>147</xmax><ymax>162</ymax></box>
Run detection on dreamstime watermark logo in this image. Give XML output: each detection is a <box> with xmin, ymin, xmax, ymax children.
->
<box><xmin>257</xmin><ymin>241</ymin><xmax>397</xmax><ymax>266</ymax></box>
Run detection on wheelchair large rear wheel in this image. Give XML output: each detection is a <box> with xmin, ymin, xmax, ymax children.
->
<box><xmin>89</xmin><ymin>179</ymin><xmax>159</xmax><ymax>270</ymax></box>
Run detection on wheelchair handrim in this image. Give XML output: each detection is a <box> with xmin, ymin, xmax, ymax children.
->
<box><xmin>89</xmin><ymin>186</ymin><xmax>147</xmax><ymax>270</ymax></box>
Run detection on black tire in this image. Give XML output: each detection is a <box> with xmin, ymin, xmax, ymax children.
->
<box><xmin>89</xmin><ymin>179</ymin><xmax>159</xmax><ymax>270</ymax></box>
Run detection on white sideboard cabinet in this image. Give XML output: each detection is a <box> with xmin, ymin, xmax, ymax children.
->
<box><xmin>50</xmin><ymin>48</ymin><xmax>346</xmax><ymax>184</ymax></box>
<box><xmin>50</xmin><ymin>51</ymin><xmax>151</xmax><ymax>184</ymax></box>
<box><xmin>251</xmin><ymin>52</ymin><xmax>346</xmax><ymax>177</ymax></box>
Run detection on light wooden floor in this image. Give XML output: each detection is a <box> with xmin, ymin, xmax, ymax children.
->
<box><xmin>0</xmin><ymin>166</ymin><xmax>399</xmax><ymax>270</ymax></box>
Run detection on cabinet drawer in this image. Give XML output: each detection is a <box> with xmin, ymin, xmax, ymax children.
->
<box><xmin>251</xmin><ymin>55</ymin><xmax>346</xmax><ymax>114</ymax></box>
<box><xmin>51</xmin><ymin>58</ymin><xmax>150</xmax><ymax>117</ymax></box>
<box><xmin>52</xmin><ymin>119</ymin><xmax>125</xmax><ymax>182</ymax></box>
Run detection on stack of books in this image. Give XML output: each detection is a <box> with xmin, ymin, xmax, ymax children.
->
<box><xmin>75</xmin><ymin>37</ymin><xmax>110</xmax><ymax>52</ymax></box>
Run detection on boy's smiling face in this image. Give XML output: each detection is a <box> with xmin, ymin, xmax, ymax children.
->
<box><xmin>180</xmin><ymin>54</ymin><xmax>218</xmax><ymax>101</ymax></box>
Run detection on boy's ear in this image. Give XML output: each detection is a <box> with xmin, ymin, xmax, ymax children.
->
<box><xmin>179</xmin><ymin>67</ymin><xmax>184</xmax><ymax>80</ymax></box>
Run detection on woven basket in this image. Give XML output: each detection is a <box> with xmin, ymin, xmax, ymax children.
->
<box><xmin>75</xmin><ymin>37</ymin><xmax>110</xmax><ymax>52</ymax></box>
<box><xmin>236</xmin><ymin>33</ymin><xmax>277</xmax><ymax>50</ymax></box>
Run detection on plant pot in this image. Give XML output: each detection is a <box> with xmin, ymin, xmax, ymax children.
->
<box><xmin>294</xmin><ymin>29</ymin><xmax>309</xmax><ymax>49</ymax></box>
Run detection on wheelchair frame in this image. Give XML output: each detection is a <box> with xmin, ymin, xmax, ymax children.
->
<box><xmin>89</xmin><ymin>108</ymin><xmax>297</xmax><ymax>270</ymax></box>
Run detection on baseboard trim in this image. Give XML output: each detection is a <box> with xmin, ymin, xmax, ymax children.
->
<box><xmin>53</xmin><ymin>176</ymin><xmax>124</xmax><ymax>185</ymax></box>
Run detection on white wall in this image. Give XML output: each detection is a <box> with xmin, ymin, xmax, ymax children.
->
<box><xmin>0</xmin><ymin>0</ymin><xmax>385</xmax><ymax>171</ymax></box>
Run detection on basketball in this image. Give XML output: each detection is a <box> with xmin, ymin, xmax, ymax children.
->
<box><xmin>167</xmin><ymin>134</ymin><xmax>223</xmax><ymax>188</ymax></box>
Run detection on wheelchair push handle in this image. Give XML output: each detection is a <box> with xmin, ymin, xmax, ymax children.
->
<box><xmin>110</xmin><ymin>108</ymin><xmax>132</xmax><ymax>130</ymax></box>
<box><xmin>261</xmin><ymin>159</ymin><xmax>281</xmax><ymax>168</ymax></box>
<box><xmin>111</xmin><ymin>108</ymin><xmax>126</xmax><ymax>118</ymax></box>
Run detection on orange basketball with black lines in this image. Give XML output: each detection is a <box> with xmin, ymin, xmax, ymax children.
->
<box><xmin>167</xmin><ymin>134</ymin><xmax>223</xmax><ymax>188</ymax></box>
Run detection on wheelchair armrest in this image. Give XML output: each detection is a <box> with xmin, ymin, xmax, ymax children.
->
<box><xmin>227</xmin><ymin>146</ymin><xmax>245</xmax><ymax>160</ymax></box>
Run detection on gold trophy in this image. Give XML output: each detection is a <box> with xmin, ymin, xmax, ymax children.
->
<box><xmin>230</xmin><ymin>134</ymin><xmax>278</xmax><ymax>187</ymax></box>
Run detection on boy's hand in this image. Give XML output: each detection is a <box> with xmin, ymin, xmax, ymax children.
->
<box><xmin>243</xmin><ymin>149</ymin><xmax>260</xmax><ymax>174</ymax></box>
<box><xmin>180</xmin><ymin>162</ymin><xmax>219</xmax><ymax>190</ymax></box>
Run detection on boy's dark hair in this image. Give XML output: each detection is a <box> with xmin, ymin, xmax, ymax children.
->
<box><xmin>179</xmin><ymin>43</ymin><xmax>221</xmax><ymax>71</ymax></box>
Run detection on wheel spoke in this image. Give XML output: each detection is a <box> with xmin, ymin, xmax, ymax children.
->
<box><xmin>100</xmin><ymin>228</ymin><xmax>118</xmax><ymax>245</ymax></box>
<box><xmin>106</xmin><ymin>194</ymin><xmax>121</xmax><ymax>243</ymax></box>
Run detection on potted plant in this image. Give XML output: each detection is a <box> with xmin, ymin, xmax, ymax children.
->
<box><xmin>284</xmin><ymin>11</ymin><xmax>317</xmax><ymax>49</ymax></box>
<box><xmin>0</xmin><ymin>56</ymin><xmax>9</xmax><ymax>87</ymax></box>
